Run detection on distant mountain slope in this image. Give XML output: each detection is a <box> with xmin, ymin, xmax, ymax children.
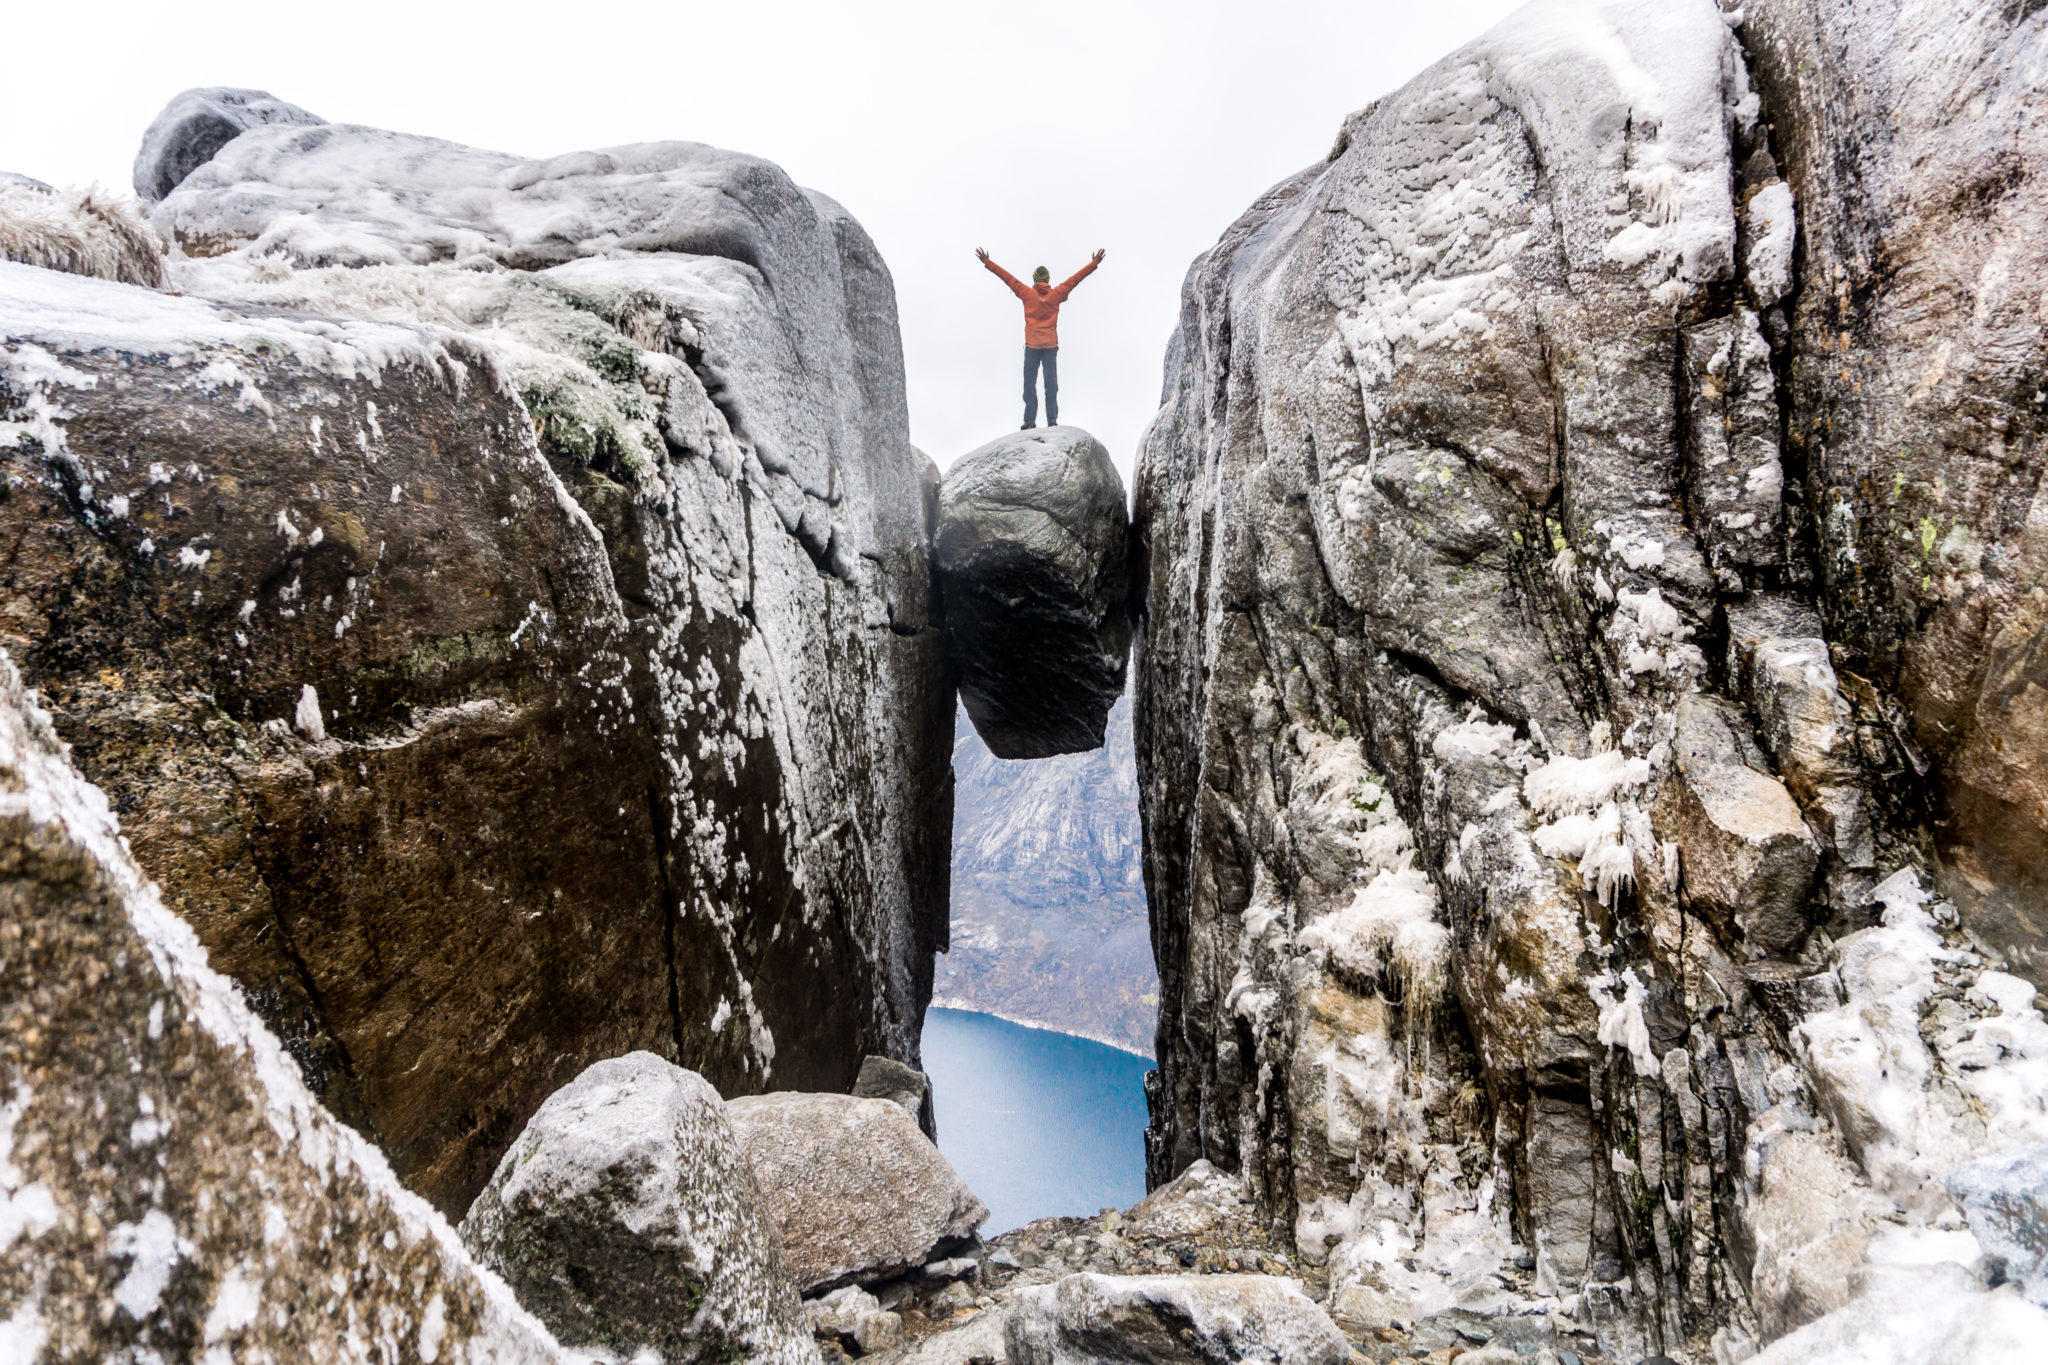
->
<box><xmin>935</xmin><ymin>696</ymin><xmax>1157</xmax><ymax>1054</ymax></box>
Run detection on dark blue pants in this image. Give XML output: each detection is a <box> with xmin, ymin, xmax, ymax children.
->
<box><xmin>1023</xmin><ymin>347</ymin><xmax>1058</xmax><ymax>427</ymax></box>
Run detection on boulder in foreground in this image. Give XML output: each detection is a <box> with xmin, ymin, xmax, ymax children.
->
<box><xmin>1005</xmin><ymin>1273</ymin><xmax>1349</xmax><ymax>1365</ymax></box>
<box><xmin>459</xmin><ymin>1051</ymin><xmax>817</xmax><ymax>1364</ymax></box>
<box><xmin>726</xmin><ymin>1091</ymin><xmax>988</xmax><ymax>1291</ymax></box>
<box><xmin>935</xmin><ymin>426</ymin><xmax>1128</xmax><ymax>759</ymax></box>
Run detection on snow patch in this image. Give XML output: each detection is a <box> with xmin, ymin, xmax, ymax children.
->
<box><xmin>1591</xmin><ymin>968</ymin><xmax>1658</xmax><ymax>1075</ymax></box>
<box><xmin>293</xmin><ymin>684</ymin><xmax>325</xmax><ymax>742</ymax></box>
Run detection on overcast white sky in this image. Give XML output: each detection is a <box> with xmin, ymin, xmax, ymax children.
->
<box><xmin>2</xmin><ymin>0</ymin><xmax>1523</xmax><ymax>480</ymax></box>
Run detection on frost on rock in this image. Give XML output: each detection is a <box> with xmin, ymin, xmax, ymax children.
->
<box><xmin>1744</xmin><ymin>180</ymin><xmax>1795</xmax><ymax>307</ymax></box>
<box><xmin>0</xmin><ymin>97</ymin><xmax>951</xmax><ymax>1222</ymax></box>
<box><xmin>131</xmin><ymin>86</ymin><xmax>325</xmax><ymax>202</ymax></box>
<box><xmin>1135</xmin><ymin>0</ymin><xmax>2048</xmax><ymax>1359</ymax></box>
<box><xmin>0</xmin><ymin>178</ymin><xmax>167</xmax><ymax>288</ymax></box>
<box><xmin>292</xmin><ymin>682</ymin><xmax>325</xmax><ymax>741</ymax></box>
<box><xmin>0</xmin><ymin>647</ymin><xmax>573</xmax><ymax>1361</ymax></box>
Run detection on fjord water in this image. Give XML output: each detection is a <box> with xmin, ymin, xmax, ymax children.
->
<box><xmin>922</xmin><ymin>1007</ymin><xmax>1153</xmax><ymax>1234</ymax></box>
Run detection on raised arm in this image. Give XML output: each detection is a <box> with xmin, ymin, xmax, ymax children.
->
<box><xmin>1051</xmin><ymin>249</ymin><xmax>1106</xmax><ymax>301</ymax></box>
<box><xmin>975</xmin><ymin>248</ymin><xmax>1030</xmax><ymax>299</ymax></box>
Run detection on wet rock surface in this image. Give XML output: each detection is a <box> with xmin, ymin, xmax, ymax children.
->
<box><xmin>0</xmin><ymin>651</ymin><xmax>573</xmax><ymax>1361</ymax></box>
<box><xmin>459</xmin><ymin>1052</ymin><xmax>817</xmax><ymax>1364</ymax></box>
<box><xmin>729</xmin><ymin>1091</ymin><xmax>989</xmax><ymax>1292</ymax></box>
<box><xmin>935</xmin><ymin>426</ymin><xmax>1129</xmax><ymax>759</ymax></box>
<box><xmin>0</xmin><ymin>98</ymin><xmax>953</xmax><ymax>1217</ymax></box>
<box><xmin>1134</xmin><ymin>0</ymin><xmax>2048</xmax><ymax>1360</ymax></box>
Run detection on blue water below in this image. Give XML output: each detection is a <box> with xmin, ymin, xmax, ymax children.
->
<box><xmin>922</xmin><ymin>1007</ymin><xmax>1154</xmax><ymax>1235</ymax></box>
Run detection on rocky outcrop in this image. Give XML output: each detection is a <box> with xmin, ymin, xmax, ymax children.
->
<box><xmin>459</xmin><ymin>1052</ymin><xmax>816</xmax><ymax>1364</ymax></box>
<box><xmin>1134</xmin><ymin>0</ymin><xmax>2048</xmax><ymax>1359</ymax></box>
<box><xmin>1005</xmin><ymin>1273</ymin><xmax>1349</xmax><ymax>1365</ymax></box>
<box><xmin>131</xmin><ymin>87</ymin><xmax>324</xmax><ymax>203</ymax></box>
<box><xmin>0</xmin><ymin>100</ymin><xmax>952</xmax><ymax>1216</ymax></box>
<box><xmin>727</xmin><ymin>1091</ymin><xmax>989</xmax><ymax>1292</ymax></box>
<box><xmin>937</xmin><ymin>696</ymin><xmax>1155</xmax><ymax>1053</ymax></box>
<box><xmin>0</xmin><ymin>650</ymin><xmax>573</xmax><ymax>1362</ymax></box>
<box><xmin>935</xmin><ymin>426</ymin><xmax>1129</xmax><ymax>759</ymax></box>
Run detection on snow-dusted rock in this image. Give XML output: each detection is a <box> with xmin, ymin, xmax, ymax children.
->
<box><xmin>0</xmin><ymin>99</ymin><xmax>951</xmax><ymax>1218</ymax></box>
<box><xmin>805</xmin><ymin>1286</ymin><xmax>903</xmax><ymax>1355</ymax></box>
<box><xmin>1746</xmin><ymin>1262</ymin><xmax>2048</xmax><ymax>1364</ymax></box>
<box><xmin>1659</xmin><ymin>695</ymin><xmax>1820</xmax><ymax>954</ymax></box>
<box><xmin>1947</xmin><ymin>1144</ymin><xmax>2048</xmax><ymax>1308</ymax></box>
<box><xmin>872</xmin><ymin>1301</ymin><xmax>1011</xmax><ymax>1365</ymax></box>
<box><xmin>1134</xmin><ymin>0</ymin><xmax>2048</xmax><ymax>1357</ymax></box>
<box><xmin>0</xmin><ymin>648</ymin><xmax>573</xmax><ymax>1362</ymax></box>
<box><xmin>935</xmin><ymin>425</ymin><xmax>1128</xmax><ymax>758</ymax></box>
<box><xmin>1123</xmin><ymin>1159</ymin><xmax>1249</xmax><ymax>1242</ymax></box>
<box><xmin>1004</xmin><ymin>1273</ymin><xmax>1348</xmax><ymax>1365</ymax></box>
<box><xmin>0</xmin><ymin>177</ymin><xmax>165</xmax><ymax>286</ymax></box>
<box><xmin>131</xmin><ymin>87</ymin><xmax>324</xmax><ymax>202</ymax></box>
<box><xmin>726</xmin><ymin>1092</ymin><xmax>988</xmax><ymax>1292</ymax></box>
<box><xmin>459</xmin><ymin>1052</ymin><xmax>816</xmax><ymax>1364</ymax></box>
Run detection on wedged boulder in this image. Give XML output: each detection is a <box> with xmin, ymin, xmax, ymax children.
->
<box><xmin>1004</xmin><ymin>1274</ymin><xmax>1348</xmax><ymax>1365</ymax></box>
<box><xmin>935</xmin><ymin>426</ymin><xmax>1128</xmax><ymax>758</ymax></box>
<box><xmin>726</xmin><ymin>1092</ymin><xmax>988</xmax><ymax>1291</ymax></box>
<box><xmin>458</xmin><ymin>1052</ymin><xmax>817</xmax><ymax>1364</ymax></box>
<box><xmin>1659</xmin><ymin>695</ymin><xmax>1821</xmax><ymax>955</ymax></box>
<box><xmin>131</xmin><ymin>87</ymin><xmax>324</xmax><ymax>202</ymax></box>
<box><xmin>0</xmin><ymin>649</ymin><xmax>572</xmax><ymax>1361</ymax></box>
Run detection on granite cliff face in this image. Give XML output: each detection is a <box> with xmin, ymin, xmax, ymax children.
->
<box><xmin>936</xmin><ymin>696</ymin><xmax>1156</xmax><ymax>1053</ymax></box>
<box><xmin>1135</xmin><ymin>1</ymin><xmax>2048</xmax><ymax>1359</ymax></box>
<box><xmin>0</xmin><ymin>98</ymin><xmax>953</xmax><ymax>1217</ymax></box>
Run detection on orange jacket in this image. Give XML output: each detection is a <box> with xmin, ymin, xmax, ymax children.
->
<box><xmin>984</xmin><ymin>257</ymin><xmax>1098</xmax><ymax>348</ymax></box>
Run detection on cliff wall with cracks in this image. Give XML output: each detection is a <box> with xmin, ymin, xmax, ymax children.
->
<box><xmin>0</xmin><ymin>111</ymin><xmax>953</xmax><ymax>1218</ymax></box>
<box><xmin>1134</xmin><ymin>1</ymin><xmax>2048</xmax><ymax>1357</ymax></box>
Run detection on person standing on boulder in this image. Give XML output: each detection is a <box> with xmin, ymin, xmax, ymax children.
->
<box><xmin>976</xmin><ymin>248</ymin><xmax>1105</xmax><ymax>429</ymax></box>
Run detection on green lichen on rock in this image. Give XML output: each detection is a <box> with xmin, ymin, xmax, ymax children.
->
<box><xmin>475</xmin><ymin>276</ymin><xmax>674</xmax><ymax>488</ymax></box>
